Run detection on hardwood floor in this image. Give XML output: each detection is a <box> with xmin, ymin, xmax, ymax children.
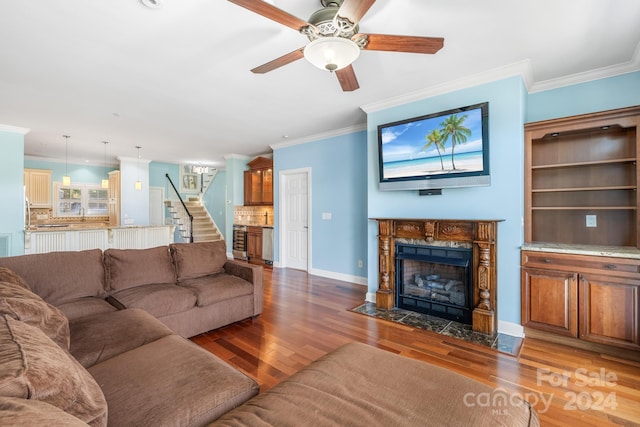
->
<box><xmin>191</xmin><ymin>267</ymin><xmax>640</xmax><ymax>426</ymax></box>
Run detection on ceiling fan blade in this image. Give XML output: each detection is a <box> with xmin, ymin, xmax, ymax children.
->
<box><xmin>336</xmin><ymin>0</ymin><xmax>376</xmax><ymax>25</ymax></box>
<box><xmin>251</xmin><ymin>48</ymin><xmax>305</xmax><ymax>74</ymax></box>
<box><xmin>335</xmin><ymin>65</ymin><xmax>359</xmax><ymax>92</ymax></box>
<box><xmin>228</xmin><ymin>0</ymin><xmax>309</xmax><ymax>31</ymax></box>
<box><xmin>361</xmin><ymin>33</ymin><xmax>444</xmax><ymax>54</ymax></box>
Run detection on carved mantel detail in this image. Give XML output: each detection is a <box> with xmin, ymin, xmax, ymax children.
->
<box><xmin>372</xmin><ymin>218</ymin><xmax>502</xmax><ymax>335</ymax></box>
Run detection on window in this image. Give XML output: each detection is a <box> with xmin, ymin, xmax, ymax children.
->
<box><xmin>55</xmin><ymin>183</ymin><xmax>109</xmax><ymax>217</ymax></box>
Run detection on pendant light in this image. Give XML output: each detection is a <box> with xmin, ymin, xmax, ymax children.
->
<box><xmin>62</xmin><ymin>135</ymin><xmax>71</xmax><ymax>186</ymax></box>
<box><xmin>134</xmin><ymin>146</ymin><xmax>142</xmax><ymax>191</ymax></box>
<box><xmin>101</xmin><ymin>141</ymin><xmax>109</xmax><ymax>189</ymax></box>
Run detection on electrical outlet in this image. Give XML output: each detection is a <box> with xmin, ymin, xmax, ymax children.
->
<box><xmin>586</xmin><ymin>215</ymin><xmax>597</xmax><ymax>228</ymax></box>
<box><xmin>358</xmin><ymin>259</ymin><xmax>363</xmax><ymax>268</ymax></box>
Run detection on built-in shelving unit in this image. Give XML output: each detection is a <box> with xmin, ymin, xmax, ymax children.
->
<box><xmin>525</xmin><ymin>106</ymin><xmax>640</xmax><ymax>247</ymax></box>
<box><xmin>521</xmin><ymin>106</ymin><xmax>640</xmax><ymax>359</ymax></box>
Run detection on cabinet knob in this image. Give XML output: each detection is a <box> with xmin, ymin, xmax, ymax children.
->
<box><xmin>604</xmin><ymin>264</ymin><xmax>617</xmax><ymax>269</ymax></box>
<box><xmin>542</xmin><ymin>259</ymin><xmax>551</xmax><ymax>263</ymax></box>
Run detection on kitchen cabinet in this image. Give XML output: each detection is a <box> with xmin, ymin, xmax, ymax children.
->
<box><xmin>108</xmin><ymin>171</ymin><xmax>120</xmax><ymax>226</ymax></box>
<box><xmin>521</xmin><ymin>250</ymin><xmax>640</xmax><ymax>352</ymax></box>
<box><xmin>247</xmin><ymin>226</ymin><xmax>263</xmax><ymax>264</ymax></box>
<box><xmin>244</xmin><ymin>156</ymin><xmax>273</xmax><ymax>206</ymax></box>
<box><xmin>24</xmin><ymin>169</ymin><xmax>52</xmax><ymax>208</ymax></box>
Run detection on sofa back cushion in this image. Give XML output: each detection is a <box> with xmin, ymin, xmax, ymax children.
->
<box><xmin>0</xmin><ymin>281</ymin><xmax>70</xmax><ymax>350</ymax></box>
<box><xmin>0</xmin><ymin>315</ymin><xmax>107</xmax><ymax>427</ymax></box>
<box><xmin>0</xmin><ymin>250</ymin><xmax>105</xmax><ymax>305</ymax></box>
<box><xmin>170</xmin><ymin>241</ymin><xmax>227</xmax><ymax>282</ymax></box>
<box><xmin>104</xmin><ymin>246</ymin><xmax>176</xmax><ymax>292</ymax></box>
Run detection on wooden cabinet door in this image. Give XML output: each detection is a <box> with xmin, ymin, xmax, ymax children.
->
<box><xmin>247</xmin><ymin>227</ymin><xmax>262</xmax><ymax>260</ymax></box>
<box><xmin>522</xmin><ymin>267</ymin><xmax>578</xmax><ymax>337</ymax></box>
<box><xmin>243</xmin><ymin>171</ymin><xmax>252</xmax><ymax>205</ymax></box>
<box><xmin>108</xmin><ymin>171</ymin><xmax>120</xmax><ymax>226</ymax></box>
<box><xmin>579</xmin><ymin>274</ymin><xmax>640</xmax><ymax>350</ymax></box>
<box><xmin>262</xmin><ymin>168</ymin><xmax>273</xmax><ymax>204</ymax></box>
<box><xmin>250</xmin><ymin>170</ymin><xmax>263</xmax><ymax>204</ymax></box>
<box><xmin>25</xmin><ymin>169</ymin><xmax>52</xmax><ymax>207</ymax></box>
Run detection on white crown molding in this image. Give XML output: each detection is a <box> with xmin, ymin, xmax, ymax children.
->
<box><xmin>0</xmin><ymin>124</ymin><xmax>30</xmax><ymax>135</ymax></box>
<box><xmin>530</xmin><ymin>41</ymin><xmax>640</xmax><ymax>93</ymax></box>
<box><xmin>361</xmin><ymin>60</ymin><xmax>534</xmax><ymax>113</ymax></box>
<box><xmin>270</xmin><ymin>123</ymin><xmax>367</xmax><ymax>150</ymax></box>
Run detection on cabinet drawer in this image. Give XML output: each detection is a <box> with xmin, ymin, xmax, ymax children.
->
<box><xmin>522</xmin><ymin>251</ymin><xmax>640</xmax><ymax>278</ymax></box>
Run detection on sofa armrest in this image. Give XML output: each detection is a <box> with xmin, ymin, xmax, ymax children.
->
<box><xmin>223</xmin><ymin>260</ymin><xmax>263</xmax><ymax>316</ymax></box>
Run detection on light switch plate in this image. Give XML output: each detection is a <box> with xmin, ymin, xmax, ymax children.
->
<box><xmin>586</xmin><ymin>215</ymin><xmax>597</xmax><ymax>227</ymax></box>
<box><xmin>322</xmin><ymin>212</ymin><xmax>332</xmax><ymax>220</ymax></box>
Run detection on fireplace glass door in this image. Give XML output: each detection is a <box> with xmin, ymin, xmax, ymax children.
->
<box><xmin>395</xmin><ymin>244</ymin><xmax>472</xmax><ymax>324</ymax></box>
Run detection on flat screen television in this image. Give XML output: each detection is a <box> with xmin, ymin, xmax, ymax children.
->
<box><xmin>377</xmin><ymin>102</ymin><xmax>490</xmax><ymax>192</ymax></box>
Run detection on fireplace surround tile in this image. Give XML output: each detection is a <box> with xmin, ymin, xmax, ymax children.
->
<box><xmin>351</xmin><ymin>302</ymin><xmax>523</xmax><ymax>356</ymax></box>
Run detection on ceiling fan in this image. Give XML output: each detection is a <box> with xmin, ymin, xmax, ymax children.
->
<box><xmin>228</xmin><ymin>0</ymin><xmax>444</xmax><ymax>91</ymax></box>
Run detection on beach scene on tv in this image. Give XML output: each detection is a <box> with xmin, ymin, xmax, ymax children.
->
<box><xmin>380</xmin><ymin>107</ymin><xmax>485</xmax><ymax>180</ymax></box>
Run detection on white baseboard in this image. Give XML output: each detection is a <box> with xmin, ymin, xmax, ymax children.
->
<box><xmin>365</xmin><ymin>292</ymin><xmax>376</xmax><ymax>303</ymax></box>
<box><xmin>308</xmin><ymin>267</ymin><xmax>368</xmax><ymax>286</ymax></box>
<box><xmin>498</xmin><ymin>320</ymin><xmax>524</xmax><ymax>338</ymax></box>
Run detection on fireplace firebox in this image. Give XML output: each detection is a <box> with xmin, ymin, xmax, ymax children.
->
<box><xmin>396</xmin><ymin>244</ymin><xmax>473</xmax><ymax>324</ymax></box>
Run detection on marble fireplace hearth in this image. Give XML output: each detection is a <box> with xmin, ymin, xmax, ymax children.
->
<box><xmin>372</xmin><ymin>218</ymin><xmax>502</xmax><ymax>335</ymax></box>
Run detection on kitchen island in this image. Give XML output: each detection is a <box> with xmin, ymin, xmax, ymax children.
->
<box><xmin>25</xmin><ymin>224</ymin><xmax>175</xmax><ymax>254</ymax></box>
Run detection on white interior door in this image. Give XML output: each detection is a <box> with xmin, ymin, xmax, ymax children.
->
<box><xmin>280</xmin><ymin>169</ymin><xmax>310</xmax><ymax>271</ymax></box>
<box><xmin>149</xmin><ymin>187</ymin><xmax>165</xmax><ymax>226</ymax></box>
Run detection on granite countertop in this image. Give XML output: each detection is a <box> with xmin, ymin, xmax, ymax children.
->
<box><xmin>521</xmin><ymin>242</ymin><xmax>640</xmax><ymax>260</ymax></box>
<box><xmin>234</xmin><ymin>222</ymin><xmax>273</xmax><ymax>228</ymax></box>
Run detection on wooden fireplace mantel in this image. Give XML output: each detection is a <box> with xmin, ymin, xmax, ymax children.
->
<box><xmin>371</xmin><ymin>218</ymin><xmax>502</xmax><ymax>335</ymax></box>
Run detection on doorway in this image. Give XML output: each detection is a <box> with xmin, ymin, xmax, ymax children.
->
<box><xmin>149</xmin><ymin>186</ymin><xmax>165</xmax><ymax>226</ymax></box>
<box><xmin>279</xmin><ymin>168</ymin><xmax>311</xmax><ymax>271</ymax></box>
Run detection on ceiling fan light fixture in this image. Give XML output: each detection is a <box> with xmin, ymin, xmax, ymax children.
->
<box><xmin>303</xmin><ymin>37</ymin><xmax>360</xmax><ymax>72</ymax></box>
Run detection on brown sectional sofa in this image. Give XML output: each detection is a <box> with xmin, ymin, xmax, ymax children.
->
<box><xmin>0</xmin><ymin>240</ymin><xmax>539</xmax><ymax>426</ymax></box>
<box><xmin>0</xmin><ymin>240</ymin><xmax>263</xmax><ymax>426</ymax></box>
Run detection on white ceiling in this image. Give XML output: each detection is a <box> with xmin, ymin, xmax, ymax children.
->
<box><xmin>1</xmin><ymin>0</ymin><xmax>639</xmax><ymax>168</ymax></box>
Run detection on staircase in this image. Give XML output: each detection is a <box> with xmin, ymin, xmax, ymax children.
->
<box><xmin>165</xmin><ymin>198</ymin><xmax>223</xmax><ymax>242</ymax></box>
<box><xmin>165</xmin><ymin>168</ymin><xmax>223</xmax><ymax>243</ymax></box>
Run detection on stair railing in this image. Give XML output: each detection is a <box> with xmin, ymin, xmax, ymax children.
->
<box><xmin>165</xmin><ymin>173</ymin><xmax>194</xmax><ymax>243</ymax></box>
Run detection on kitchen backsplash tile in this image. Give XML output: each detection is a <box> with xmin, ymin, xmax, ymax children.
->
<box><xmin>234</xmin><ymin>205</ymin><xmax>273</xmax><ymax>226</ymax></box>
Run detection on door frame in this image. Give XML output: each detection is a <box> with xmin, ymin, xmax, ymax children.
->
<box><xmin>278</xmin><ymin>167</ymin><xmax>312</xmax><ymax>270</ymax></box>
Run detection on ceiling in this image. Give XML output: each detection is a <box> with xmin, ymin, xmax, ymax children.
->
<box><xmin>1</xmin><ymin>0</ymin><xmax>639</xmax><ymax>168</ymax></box>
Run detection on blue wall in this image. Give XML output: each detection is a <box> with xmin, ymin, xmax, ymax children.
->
<box><xmin>24</xmin><ymin>158</ymin><xmax>114</xmax><ymax>184</ymax></box>
<box><xmin>202</xmin><ymin>170</ymin><xmax>227</xmax><ymax>240</ymax></box>
<box><xmin>367</xmin><ymin>76</ymin><xmax>527</xmax><ymax>327</ymax></box>
<box><xmin>527</xmin><ymin>71</ymin><xmax>640</xmax><ymax>122</ymax></box>
<box><xmin>0</xmin><ymin>129</ymin><xmax>27</xmax><ymax>256</ymax></box>
<box><xmin>273</xmin><ymin>131</ymin><xmax>368</xmax><ymax>280</ymax></box>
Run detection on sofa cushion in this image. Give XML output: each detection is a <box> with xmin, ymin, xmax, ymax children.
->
<box><xmin>104</xmin><ymin>246</ymin><xmax>176</xmax><ymax>292</ymax></box>
<box><xmin>89</xmin><ymin>334</ymin><xmax>259</xmax><ymax>427</ymax></box>
<box><xmin>0</xmin><ymin>249</ymin><xmax>105</xmax><ymax>305</ymax></box>
<box><xmin>0</xmin><ymin>281</ymin><xmax>70</xmax><ymax>350</ymax></box>
<box><xmin>210</xmin><ymin>342</ymin><xmax>540</xmax><ymax>427</ymax></box>
<box><xmin>111</xmin><ymin>283</ymin><xmax>197</xmax><ymax>317</ymax></box>
<box><xmin>180</xmin><ymin>274</ymin><xmax>254</xmax><ymax>307</ymax></box>
<box><xmin>56</xmin><ymin>297</ymin><xmax>118</xmax><ymax>322</ymax></box>
<box><xmin>0</xmin><ymin>267</ymin><xmax>31</xmax><ymax>290</ymax></box>
<box><xmin>170</xmin><ymin>241</ymin><xmax>227</xmax><ymax>282</ymax></box>
<box><xmin>0</xmin><ymin>397</ymin><xmax>90</xmax><ymax>426</ymax></box>
<box><xmin>0</xmin><ymin>315</ymin><xmax>107</xmax><ymax>427</ymax></box>
<box><xmin>69</xmin><ymin>308</ymin><xmax>174</xmax><ymax>368</ymax></box>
